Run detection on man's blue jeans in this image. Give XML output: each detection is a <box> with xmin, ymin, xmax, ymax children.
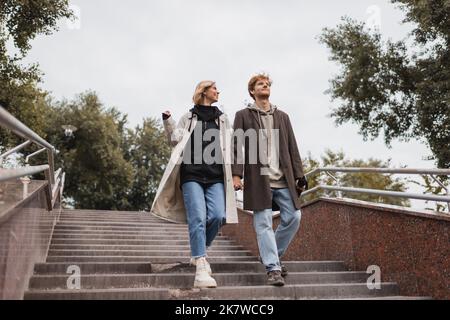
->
<box><xmin>181</xmin><ymin>181</ymin><xmax>226</xmax><ymax>258</ymax></box>
<box><xmin>253</xmin><ymin>188</ymin><xmax>302</xmax><ymax>272</ymax></box>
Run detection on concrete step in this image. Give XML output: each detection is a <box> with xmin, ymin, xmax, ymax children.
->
<box><xmin>33</xmin><ymin>261</ymin><xmax>347</xmax><ymax>275</ymax></box>
<box><xmin>50</xmin><ymin>239</ymin><xmax>236</xmax><ymax>246</ymax></box>
<box><xmin>60</xmin><ymin>212</ymin><xmax>163</xmax><ymax>220</ymax></box>
<box><xmin>330</xmin><ymin>296</ymin><xmax>433</xmax><ymax>300</ymax></box>
<box><xmin>62</xmin><ymin>210</ymin><xmax>152</xmax><ymax>215</ymax></box>
<box><xmin>61</xmin><ymin>210</ymin><xmax>157</xmax><ymax>214</ymax></box>
<box><xmin>25</xmin><ymin>287</ymin><xmax>171</xmax><ymax>300</ymax></box>
<box><xmin>46</xmin><ymin>256</ymin><xmax>259</xmax><ymax>263</ymax></box>
<box><xmin>52</xmin><ymin>229</ymin><xmax>190</xmax><ymax>235</ymax></box>
<box><xmin>56</xmin><ymin>221</ymin><xmax>185</xmax><ymax>226</ymax></box>
<box><xmin>50</xmin><ymin>234</ymin><xmax>229</xmax><ymax>240</ymax></box>
<box><xmin>49</xmin><ymin>244</ymin><xmax>245</xmax><ymax>251</ymax></box>
<box><xmin>52</xmin><ymin>230</ymin><xmax>192</xmax><ymax>235</ymax></box>
<box><xmin>55</xmin><ymin>221</ymin><xmax>181</xmax><ymax>227</ymax></box>
<box><xmin>58</xmin><ymin>217</ymin><xmax>168</xmax><ymax>223</ymax></box>
<box><xmin>54</xmin><ymin>231</ymin><xmax>192</xmax><ymax>240</ymax></box>
<box><xmin>54</xmin><ymin>226</ymin><xmax>190</xmax><ymax>232</ymax></box>
<box><xmin>185</xmin><ymin>282</ymin><xmax>400</xmax><ymax>300</ymax></box>
<box><xmin>24</xmin><ymin>282</ymin><xmax>399</xmax><ymax>300</ymax></box>
<box><xmin>29</xmin><ymin>271</ymin><xmax>371</xmax><ymax>290</ymax></box>
<box><xmin>47</xmin><ymin>249</ymin><xmax>253</xmax><ymax>257</ymax></box>
<box><xmin>34</xmin><ymin>262</ymin><xmax>154</xmax><ymax>275</ymax></box>
<box><xmin>61</xmin><ymin>219</ymin><xmax>170</xmax><ymax>224</ymax></box>
<box><xmin>58</xmin><ymin>219</ymin><xmax>167</xmax><ymax>224</ymax></box>
<box><xmin>59</xmin><ymin>213</ymin><xmax>162</xmax><ymax>217</ymax></box>
<box><xmin>151</xmin><ymin>261</ymin><xmax>349</xmax><ymax>274</ymax></box>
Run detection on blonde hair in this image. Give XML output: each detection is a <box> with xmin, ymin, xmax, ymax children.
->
<box><xmin>192</xmin><ymin>80</ymin><xmax>215</xmax><ymax>105</ymax></box>
<box><xmin>248</xmin><ymin>73</ymin><xmax>272</xmax><ymax>100</ymax></box>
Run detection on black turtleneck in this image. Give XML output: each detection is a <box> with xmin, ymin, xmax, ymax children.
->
<box><xmin>192</xmin><ymin>105</ymin><xmax>223</xmax><ymax>122</ymax></box>
<box><xmin>180</xmin><ymin>105</ymin><xmax>224</xmax><ymax>186</ymax></box>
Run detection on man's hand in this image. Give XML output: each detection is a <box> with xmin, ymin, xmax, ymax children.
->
<box><xmin>296</xmin><ymin>176</ymin><xmax>308</xmax><ymax>196</ymax></box>
<box><xmin>233</xmin><ymin>176</ymin><xmax>243</xmax><ymax>191</ymax></box>
<box><xmin>162</xmin><ymin>110</ymin><xmax>171</xmax><ymax>120</ymax></box>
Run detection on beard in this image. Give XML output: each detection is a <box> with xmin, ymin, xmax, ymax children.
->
<box><xmin>256</xmin><ymin>92</ymin><xmax>270</xmax><ymax>100</ymax></box>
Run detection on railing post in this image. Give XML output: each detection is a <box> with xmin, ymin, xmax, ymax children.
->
<box><xmin>43</xmin><ymin>169</ymin><xmax>53</xmax><ymax>211</ymax></box>
<box><xmin>0</xmin><ymin>186</ymin><xmax>4</xmax><ymax>205</ymax></box>
<box><xmin>47</xmin><ymin>149</ymin><xmax>55</xmax><ymax>185</ymax></box>
<box><xmin>20</xmin><ymin>176</ymin><xmax>31</xmax><ymax>199</ymax></box>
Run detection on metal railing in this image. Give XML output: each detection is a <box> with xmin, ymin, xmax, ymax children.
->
<box><xmin>0</xmin><ymin>106</ymin><xmax>64</xmax><ymax>210</ymax></box>
<box><xmin>302</xmin><ymin>167</ymin><xmax>450</xmax><ymax>212</ymax></box>
<box><xmin>235</xmin><ymin>167</ymin><xmax>450</xmax><ymax>213</ymax></box>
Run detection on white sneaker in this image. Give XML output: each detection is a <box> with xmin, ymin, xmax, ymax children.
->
<box><xmin>193</xmin><ymin>257</ymin><xmax>217</xmax><ymax>288</ymax></box>
<box><xmin>190</xmin><ymin>256</ymin><xmax>212</xmax><ymax>275</ymax></box>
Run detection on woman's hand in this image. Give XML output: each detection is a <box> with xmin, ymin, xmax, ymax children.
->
<box><xmin>162</xmin><ymin>110</ymin><xmax>171</xmax><ymax>120</ymax></box>
<box><xmin>233</xmin><ymin>176</ymin><xmax>243</xmax><ymax>191</ymax></box>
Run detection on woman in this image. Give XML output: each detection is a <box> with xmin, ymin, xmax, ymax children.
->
<box><xmin>150</xmin><ymin>80</ymin><xmax>238</xmax><ymax>288</ymax></box>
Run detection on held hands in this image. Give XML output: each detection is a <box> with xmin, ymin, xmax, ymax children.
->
<box><xmin>233</xmin><ymin>176</ymin><xmax>244</xmax><ymax>191</ymax></box>
<box><xmin>162</xmin><ymin>110</ymin><xmax>171</xmax><ymax>120</ymax></box>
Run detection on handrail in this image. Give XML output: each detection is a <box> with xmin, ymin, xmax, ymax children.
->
<box><xmin>0</xmin><ymin>140</ymin><xmax>31</xmax><ymax>162</ymax></box>
<box><xmin>301</xmin><ymin>185</ymin><xmax>450</xmax><ymax>203</ymax></box>
<box><xmin>0</xmin><ymin>105</ymin><xmax>64</xmax><ymax>211</ymax></box>
<box><xmin>303</xmin><ymin>167</ymin><xmax>450</xmax><ymax>212</ymax></box>
<box><xmin>0</xmin><ymin>107</ymin><xmax>55</xmax><ymax>151</ymax></box>
<box><xmin>25</xmin><ymin>147</ymin><xmax>46</xmax><ymax>164</ymax></box>
<box><xmin>305</xmin><ymin>167</ymin><xmax>450</xmax><ymax>178</ymax></box>
<box><xmin>0</xmin><ymin>165</ymin><xmax>50</xmax><ymax>182</ymax></box>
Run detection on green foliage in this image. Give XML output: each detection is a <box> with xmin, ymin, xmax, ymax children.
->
<box><xmin>42</xmin><ymin>92</ymin><xmax>134</xmax><ymax>210</ymax></box>
<box><xmin>0</xmin><ymin>0</ymin><xmax>73</xmax><ymax>147</ymax></box>
<box><xmin>0</xmin><ymin>80</ymin><xmax>52</xmax><ymax>147</ymax></box>
<box><xmin>302</xmin><ymin>149</ymin><xmax>410</xmax><ymax>207</ymax></box>
<box><xmin>319</xmin><ymin>1</ymin><xmax>450</xmax><ymax>168</ymax></box>
<box><xmin>123</xmin><ymin>118</ymin><xmax>171</xmax><ymax>211</ymax></box>
<box><xmin>410</xmin><ymin>174</ymin><xmax>449</xmax><ymax>212</ymax></box>
<box><xmin>0</xmin><ymin>0</ymin><xmax>74</xmax><ymax>54</ymax></box>
<box><xmin>29</xmin><ymin>92</ymin><xmax>171</xmax><ymax>211</ymax></box>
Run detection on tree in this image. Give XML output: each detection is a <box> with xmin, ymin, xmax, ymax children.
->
<box><xmin>302</xmin><ymin>149</ymin><xmax>410</xmax><ymax>207</ymax></box>
<box><xmin>123</xmin><ymin>118</ymin><xmax>171</xmax><ymax>211</ymax></box>
<box><xmin>0</xmin><ymin>0</ymin><xmax>73</xmax><ymax>147</ymax></box>
<box><xmin>410</xmin><ymin>174</ymin><xmax>449</xmax><ymax>212</ymax></box>
<box><xmin>35</xmin><ymin>91</ymin><xmax>171</xmax><ymax>211</ymax></box>
<box><xmin>319</xmin><ymin>0</ymin><xmax>450</xmax><ymax>168</ymax></box>
<box><xmin>42</xmin><ymin>91</ymin><xmax>134</xmax><ymax>210</ymax></box>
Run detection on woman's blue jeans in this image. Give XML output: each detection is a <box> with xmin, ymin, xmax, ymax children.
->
<box><xmin>181</xmin><ymin>181</ymin><xmax>226</xmax><ymax>258</ymax></box>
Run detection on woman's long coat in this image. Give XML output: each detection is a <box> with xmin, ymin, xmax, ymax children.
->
<box><xmin>150</xmin><ymin>111</ymin><xmax>238</xmax><ymax>224</ymax></box>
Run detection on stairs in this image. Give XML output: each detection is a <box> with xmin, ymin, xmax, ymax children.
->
<box><xmin>24</xmin><ymin>210</ymin><xmax>430</xmax><ymax>300</ymax></box>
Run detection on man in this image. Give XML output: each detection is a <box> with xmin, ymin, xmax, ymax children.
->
<box><xmin>232</xmin><ymin>73</ymin><xmax>308</xmax><ymax>286</ymax></box>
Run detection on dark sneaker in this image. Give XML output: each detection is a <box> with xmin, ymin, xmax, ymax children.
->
<box><xmin>281</xmin><ymin>264</ymin><xmax>288</xmax><ymax>278</ymax></box>
<box><xmin>267</xmin><ymin>270</ymin><xmax>285</xmax><ymax>286</ymax></box>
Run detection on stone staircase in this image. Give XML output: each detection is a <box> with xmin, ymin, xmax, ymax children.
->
<box><xmin>24</xmin><ymin>210</ymin><xmax>429</xmax><ymax>300</ymax></box>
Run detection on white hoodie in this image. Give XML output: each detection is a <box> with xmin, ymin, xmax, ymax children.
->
<box><xmin>247</xmin><ymin>103</ymin><xmax>288</xmax><ymax>189</ymax></box>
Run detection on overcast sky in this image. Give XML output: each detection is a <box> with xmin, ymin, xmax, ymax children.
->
<box><xmin>23</xmin><ymin>0</ymin><xmax>435</xmax><ymax>171</ymax></box>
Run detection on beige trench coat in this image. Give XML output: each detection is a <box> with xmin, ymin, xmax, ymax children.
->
<box><xmin>150</xmin><ymin>111</ymin><xmax>238</xmax><ymax>224</ymax></box>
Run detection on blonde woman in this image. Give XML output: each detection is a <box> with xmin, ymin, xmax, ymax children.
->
<box><xmin>150</xmin><ymin>81</ymin><xmax>238</xmax><ymax>288</ymax></box>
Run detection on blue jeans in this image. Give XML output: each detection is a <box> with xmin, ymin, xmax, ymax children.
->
<box><xmin>181</xmin><ymin>181</ymin><xmax>226</xmax><ymax>258</ymax></box>
<box><xmin>253</xmin><ymin>188</ymin><xmax>302</xmax><ymax>272</ymax></box>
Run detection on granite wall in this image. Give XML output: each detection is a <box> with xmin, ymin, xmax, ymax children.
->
<box><xmin>222</xmin><ymin>198</ymin><xmax>450</xmax><ymax>299</ymax></box>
